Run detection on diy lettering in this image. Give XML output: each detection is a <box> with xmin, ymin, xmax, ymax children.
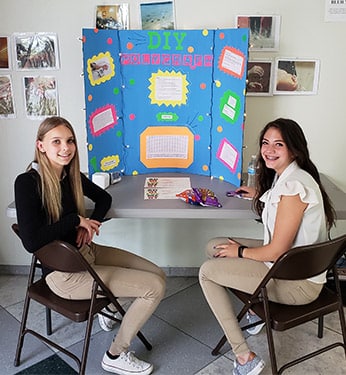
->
<box><xmin>148</xmin><ymin>31</ymin><xmax>187</xmax><ymax>51</ymax></box>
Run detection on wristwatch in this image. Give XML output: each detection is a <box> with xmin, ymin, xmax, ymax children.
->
<box><xmin>238</xmin><ymin>245</ymin><xmax>248</xmax><ymax>258</ymax></box>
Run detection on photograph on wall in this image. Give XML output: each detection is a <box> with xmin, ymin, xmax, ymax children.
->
<box><xmin>14</xmin><ymin>33</ymin><xmax>59</xmax><ymax>70</ymax></box>
<box><xmin>0</xmin><ymin>37</ymin><xmax>10</xmax><ymax>69</ymax></box>
<box><xmin>246</xmin><ymin>60</ymin><xmax>273</xmax><ymax>96</ymax></box>
<box><xmin>140</xmin><ymin>1</ymin><xmax>175</xmax><ymax>30</ymax></box>
<box><xmin>0</xmin><ymin>75</ymin><xmax>15</xmax><ymax>118</ymax></box>
<box><xmin>236</xmin><ymin>15</ymin><xmax>280</xmax><ymax>51</ymax></box>
<box><xmin>273</xmin><ymin>58</ymin><xmax>320</xmax><ymax>95</ymax></box>
<box><xmin>23</xmin><ymin>76</ymin><xmax>59</xmax><ymax>118</ymax></box>
<box><xmin>95</xmin><ymin>4</ymin><xmax>129</xmax><ymax>30</ymax></box>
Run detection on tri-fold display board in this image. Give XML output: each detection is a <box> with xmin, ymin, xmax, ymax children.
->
<box><xmin>82</xmin><ymin>28</ymin><xmax>248</xmax><ymax>186</ymax></box>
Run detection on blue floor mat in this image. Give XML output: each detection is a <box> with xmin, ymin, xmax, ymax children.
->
<box><xmin>15</xmin><ymin>354</ymin><xmax>77</xmax><ymax>374</ymax></box>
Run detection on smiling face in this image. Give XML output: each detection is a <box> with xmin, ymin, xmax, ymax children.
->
<box><xmin>36</xmin><ymin>124</ymin><xmax>76</xmax><ymax>177</ymax></box>
<box><xmin>260</xmin><ymin>126</ymin><xmax>294</xmax><ymax>175</ymax></box>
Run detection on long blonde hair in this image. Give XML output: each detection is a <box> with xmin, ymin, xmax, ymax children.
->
<box><xmin>30</xmin><ymin>116</ymin><xmax>85</xmax><ymax>223</ymax></box>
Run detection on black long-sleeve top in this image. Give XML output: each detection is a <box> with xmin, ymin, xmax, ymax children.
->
<box><xmin>14</xmin><ymin>168</ymin><xmax>112</xmax><ymax>254</ymax></box>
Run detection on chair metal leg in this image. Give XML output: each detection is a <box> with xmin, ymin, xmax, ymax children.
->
<box><xmin>14</xmin><ymin>294</ymin><xmax>31</xmax><ymax>367</ymax></box>
<box><xmin>46</xmin><ymin>307</ymin><xmax>52</xmax><ymax>335</ymax></box>
<box><xmin>80</xmin><ymin>283</ymin><xmax>99</xmax><ymax>375</ymax></box>
<box><xmin>333</xmin><ymin>266</ymin><xmax>346</xmax><ymax>355</ymax></box>
<box><xmin>262</xmin><ymin>289</ymin><xmax>279</xmax><ymax>375</ymax></box>
<box><xmin>337</xmin><ymin>305</ymin><xmax>346</xmax><ymax>356</ymax></box>
<box><xmin>14</xmin><ymin>256</ymin><xmax>37</xmax><ymax>367</ymax></box>
<box><xmin>318</xmin><ymin>315</ymin><xmax>324</xmax><ymax>338</ymax></box>
<box><xmin>211</xmin><ymin>335</ymin><xmax>227</xmax><ymax>356</ymax></box>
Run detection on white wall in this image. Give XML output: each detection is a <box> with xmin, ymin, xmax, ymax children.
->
<box><xmin>1</xmin><ymin>0</ymin><xmax>346</xmax><ymax>268</ymax></box>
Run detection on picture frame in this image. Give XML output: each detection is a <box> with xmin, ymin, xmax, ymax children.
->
<box><xmin>23</xmin><ymin>76</ymin><xmax>59</xmax><ymax>118</ymax></box>
<box><xmin>13</xmin><ymin>33</ymin><xmax>59</xmax><ymax>70</ymax></box>
<box><xmin>236</xmin><ymin>15</ymin><xmax>281</xmax><ymax>51</ymax></box>
<box><xmin>140</xmin><ymin>1</ymin><xmax>175</xmax><ymax>30</ymax></box>
<box><xmin>273</xmin><ymin>58</ymin><xmax>320</xmax><ymax>95</ymax></box>
<box><xmin>95</xmin><ymin>4</ymin><xmax>129</xmax><ymax>30</ymax></box>
<box><xmin>0</xmin><ymin>75</ymin><xmax>15</xmax><ymax>118</ymax></box>
<box><xmin>246</xmin><ymin>60</ymin><xmax>274</xmax><ymax>96</ymax></box>
<box><xmin>0</xmin><ymin>36</ymin><xmax>10</xmax><ymax>69</ymax></box>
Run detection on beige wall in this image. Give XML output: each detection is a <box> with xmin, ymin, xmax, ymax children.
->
<box><xmin>1</xmin><ymin>0</ymin><xmax>345</xmax><ymax>267</ymax></box>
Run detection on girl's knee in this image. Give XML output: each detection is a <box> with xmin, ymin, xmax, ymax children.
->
<box><xmin>199</xmin><ymin>260</ymin><xmax>212</xmax><ymax>283</ymax></box>
<box><xmin>149</xmin><ymin>273</ymin><xmax>166</xmax><ymax>300</ymax></box>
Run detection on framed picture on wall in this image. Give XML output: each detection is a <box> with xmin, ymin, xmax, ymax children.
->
<box><xmin>273</xmin><ymin>58</ymin><xmax>320</xmax><ymax>95</ymax></box>
<box><xmin>140</xmin><ymin>1</ymin><xmax>175</xmax><ymax>30</ymax></box>
<box><xmin>0</xmin><ymin>75</ymin><xmax>15</xmax><ymax>118</ymax></box>
<box><xmin>246</xmin><ymin>60</ymin><xmax>274</xmax><ymax>96</ymax></box>
<box><xmin>14</xmin><ymin>33</ymin><xmax>59</xmax><ymax>70</ymax></box>
<box><xmin>95</xmin><ymin>4</ymin><xmax>129</xmax><ymax>30</ymax></box>
<box><xmin>23</xmin><ymin>76</ymin><xmax>59</xmax><ymax>118</ymax></box>
<box><xmin>0</xmin><ymin>36</ymin><xmax>10</xmax><ymax>69</ymax></box>
<box><xmin>236</xmin><ymin>15</ymin><xmax>281</xmax><ymax>51</ymax></box>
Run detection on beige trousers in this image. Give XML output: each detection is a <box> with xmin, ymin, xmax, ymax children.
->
<box><xmin>46</xmin><ymin>242</ymin><xmax>166</xmax><ymax>354</ymax></box>
<box><xmin>199</xmin><ymin>237</ymin><xmax>323</xmax><ymax>356</ymax></box>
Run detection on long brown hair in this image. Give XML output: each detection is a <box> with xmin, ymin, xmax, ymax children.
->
<box><xmin>253</xmin><ymin>118</ymin><xmax>335</xmax><ymax>230</ymax></box>
<box><xmin>30</xmin><ymin>116</ymin><xmax>85</xmax><ymax>223</ymax></box>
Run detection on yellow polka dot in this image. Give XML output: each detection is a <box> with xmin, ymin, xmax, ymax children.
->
<box><xmin>219</xmin><ymin>176</ymin><xmax>224</xmax><ymax>181</ymax></box>
<box><xmin>132</xmin><ymin>170</ymin><xmax>138</xmax><ymax>175</ymax></box>
<box><xmin>88</xmin><ymin>144</ymin><xmax>93</xmax><ymax>151</ymax></box>
<box><xmin>215</xmin><ymin>80</ymin><xmax>221</xmax><ymax>88</ymax></box>
<box><xmin>202</xmin><ymin>29</ymin><xmax>208</xmax><ymax>36</ymax></box>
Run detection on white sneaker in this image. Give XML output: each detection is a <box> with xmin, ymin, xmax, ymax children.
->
<box><xmin>98</xmin><ymin>307</ymin><xmax>118</xmax><ymax>332</ymax></box>
<box><xmin>101</xmin><ymin>351</ymin><xmax>153</xmax><ymax>375</ymax></box>
<box><xmin>246</xmin><ymin>312</ymin><xmax>265</xmax><ymax>335</ymax></box>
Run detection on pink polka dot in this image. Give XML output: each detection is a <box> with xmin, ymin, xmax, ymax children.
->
<box><xmin>195</xmin><ymin>134</ymin><xmax>201</xmax><ymax>141</ymax></box>
<box><xmin>107</xmin><ymin>38</ymin><xmax>113</xmax><ymax>45</ymax></box>
<box><xmin>129</xmin><ymin>114</ymin><xmax>136</xmax><ymax>120</ymax></box>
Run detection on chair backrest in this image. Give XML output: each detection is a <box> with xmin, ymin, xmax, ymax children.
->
<box><xmin>12</xmin><ymin>223</ymin><xmax>20</xmax><ymax>238</ymax></box>
<box><xmin>269</xmin><ymin>234</ymin><xmax>346</xmax><ymax>281</ymax></box>
<box><xmin>35</xmin><ymin>241</ymin><xmax>89</xmax><ymax>273</ymax></box>
<box><xmin>12</xmin><ymin>223</ymin><xmax>87</xmax><ymax>273</ymax></box>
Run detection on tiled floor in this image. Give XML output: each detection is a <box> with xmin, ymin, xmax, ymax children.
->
<box><xmin>0</xmin><ymin>274</ymin><xmax>345</xmax><ymax>375</ymax></box>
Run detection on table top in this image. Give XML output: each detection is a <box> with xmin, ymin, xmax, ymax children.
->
<box><xmin>96</xmin><ymin>173</ymin><xmax>257</xmax><ymax>219</ymax></box>
<box><xmin>7</xmin><ymin>173</ymin><xmax>346</xmax><ymax>220</ymax></box>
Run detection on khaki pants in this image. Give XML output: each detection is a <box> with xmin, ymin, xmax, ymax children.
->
<box><xmin>199</xmin><ymin>237</ymin><xmax>322</xmax><ymax>356</ymax></box>
<box><xmin>46</xmin><ymin>242</ymin><xmax>166</xmax><ymax>354</ymax></box>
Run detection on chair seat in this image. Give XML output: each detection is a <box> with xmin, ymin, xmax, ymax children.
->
<box><xmin>29</xmin><ymin>278</ymin><xmax>109</xmax><ymax>323</ymax></box>
<box><xmin>234</xmin><ymin>286</ymin><xmax>340</xmax><ymax>332</ymax></box>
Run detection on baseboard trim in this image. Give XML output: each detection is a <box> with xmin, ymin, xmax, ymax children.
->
<box><xmin>0</xmin><ymin>265</ymin><xmax>199</xmax><ymax>277</ymax></box>
<box><xmin>0</xmin><ymin>264</ymin><xmax>30</xmax><ymax>275</ymax></box>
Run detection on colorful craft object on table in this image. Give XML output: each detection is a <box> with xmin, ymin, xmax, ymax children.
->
<box><xmin>176</xmin><ymin>188</ymin><xmax>222</xmax><ymax>208</ymax></box>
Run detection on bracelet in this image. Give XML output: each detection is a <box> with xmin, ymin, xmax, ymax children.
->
<box><xmin>238</xmin><ymin>245</ymin><xmax>248</xmax><ymax>258</ymax></box>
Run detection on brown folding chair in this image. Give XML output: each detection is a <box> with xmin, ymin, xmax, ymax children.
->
<box><xmin>211</xmin><ymin>235</ymin><xmax>346</xmax><ymax>374</ymax></box>
<box><xmin>12</xmin><ymin>223</ymin><xmax>152</xmax><ymax>375</ymax></box>
<box><xmin>12</xmin><ymin>224</ymin><xmax>54</xmax><ymax>336</ymax></box>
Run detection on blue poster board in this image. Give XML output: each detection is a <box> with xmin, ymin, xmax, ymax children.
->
<box><xmin>82</xmin><ymin>28</ymin><xmax>248</xmax><ymax>186</ymax></box>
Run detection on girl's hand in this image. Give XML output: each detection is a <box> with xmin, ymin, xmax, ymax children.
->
<box><xmin>213</xmin><ymin>238</ymin><xmax>240</xmax><ymax>258</ymax></box>
<box><xmin>236</xmin><ymin>186</ymin><xmax>256</xmax><ymax>199</ymax></box>
<box><xmin>76</xmin><ymin>227</ymin><xmax>91</xmax><ymax>247</ymax></box>
<box><xmin>77</xmin><ymin>216</ymin><xmax>101</xmax><ymax>246</ymax></box>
